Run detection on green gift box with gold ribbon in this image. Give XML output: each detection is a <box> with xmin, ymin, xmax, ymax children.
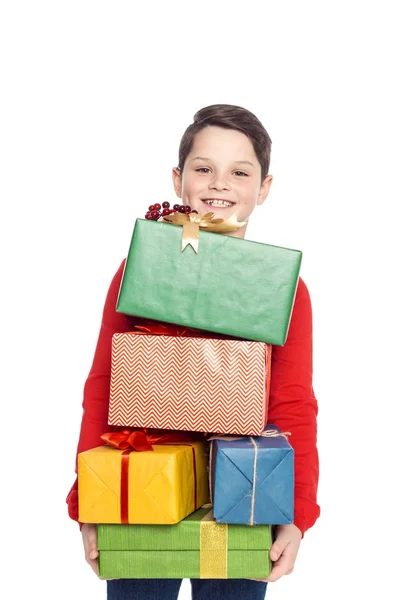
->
<box><xmin>98</xmin><ymin>507</ymin><xmax>272</xmax><ymax>579</ymax></box>
<box><xmin>116</xmin><ymin>216</ymin><xmax>302</xmax><ymax>345</ymax></box>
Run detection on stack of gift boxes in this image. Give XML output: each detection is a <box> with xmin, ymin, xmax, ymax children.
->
<box><xmin>77</xmin><ymin>213</ymin><xmax>302</xmax><ymax>579</ymax></box>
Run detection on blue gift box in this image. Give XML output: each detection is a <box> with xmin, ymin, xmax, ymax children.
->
<box><xmin>211</xmin><ymin>425</ymin><xmax>294</xmax><ymax>525</ymax></box>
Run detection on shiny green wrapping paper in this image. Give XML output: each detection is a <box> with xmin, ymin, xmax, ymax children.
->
<box><xmin>116</xmin><ymin>219</ymin><xmax>301</xmax><ymax>345</ymax></box>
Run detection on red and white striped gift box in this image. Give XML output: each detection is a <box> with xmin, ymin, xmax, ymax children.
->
<box><xmin>108</xmin><ymin>333</ymin><xmax>272</xmax><ymax>436</ymax></box>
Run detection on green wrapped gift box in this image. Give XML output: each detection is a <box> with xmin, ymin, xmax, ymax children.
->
<box><xmin>98</xmin><ymin>507</ymin><xmax>272</xmax><ymax>579</ymax></box>
<box><xmin>116</xmin><ymin>218</ymin><xmax>301</xmax><ymax>345</ymax></box>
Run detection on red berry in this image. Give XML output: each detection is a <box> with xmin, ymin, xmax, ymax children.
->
<box><xmin>145</xmin><ymin>212</ymin><xmax>152</xmax><ymax>219</ymax></box>
<box><xmin>162</xmin><ymin>208</ymin><xmax>171</xmax><ymax>216</ymax></box>
<box><xmin>149</xmin><ymin>205</ymin><xmax>155</xmax><ymax>211</ymax></box>
<box><xmin>151</xmin><ymin>210</ymin><xmax>160</xmax><ymax>219</ymax></box>
<box><xmin>184</xmin><ymin>205</ymin><xmax>192</xmax><ymax>213</ymax></box>
<box><xmin>191</xmin><ymin>209</ymin><xmax>198</xmax><ymax>214</ymax></box>
<box><xmin>173</xmin><ymin>204</ymin><xmax>180</xmax><ymax>211</ymax></box>
<box><xmin>178</xmin><ymin>206</ymin><xmax>186</xmax><ymax>213</ymax></box>
<box><xmin>162</xmin><ymin>201</ymin><xmax>170</xmax><ymax>209</ymax></box>
<box><xmin>170</xmin><ymin>209</ymin><xmax>176</xmax><ymax>213</ymax></box>
<box><xmin>154</xmin><ymin>203</ymin><xmax>161</xmax><ymax>211</ymax></box>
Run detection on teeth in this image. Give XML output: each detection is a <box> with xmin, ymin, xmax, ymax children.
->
<box><xmin>203</xmin><ymin>199</ymin><xmax>234</xmax><ymax>207</ymax></box>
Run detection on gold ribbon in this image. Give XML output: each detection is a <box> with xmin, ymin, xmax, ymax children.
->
<box><xmin>199</xmin><ymin>510</ymin><xmax>228</xmax><ymax>579</ymax></box>
<box><xmin>159</xmin><ymin>211</ymin><xmax>247</xmax><ymax>253</ymax></box>
<box><xmin>207</xmin><ymin>429</ymin><xmax>291</xmax><ymax>526</ymax></box>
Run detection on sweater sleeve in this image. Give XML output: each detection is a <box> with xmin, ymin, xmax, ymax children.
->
<box><xmin>267</xmin><ymin>277</ymin><xmax>320</xmax><ymax>536</ymax></box>
<box><xmin>66</xmin><ymin>259</ymin><xmax>133</xmax><ymax>525</ymax></box>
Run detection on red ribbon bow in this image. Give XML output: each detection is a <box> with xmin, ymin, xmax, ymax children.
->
<box><xmin>100</xmin><ymin>428</ymin><xmax>202</xmax><ymax>523</ymax></box>
<box><xmin>132</xmin><ymin>319</ymin><xmax>231</xmax><ymax>340</ymax></box>
<box><xmin>101</xmin><ymin>428</ymin><xmax>199</xmax><ymax>451</ymax></box>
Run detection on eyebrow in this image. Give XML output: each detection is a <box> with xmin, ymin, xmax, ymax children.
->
<box><xmin>190</xmin><ymin>156</ymin><xmax>256</xmax><ymax>168</ymax></box>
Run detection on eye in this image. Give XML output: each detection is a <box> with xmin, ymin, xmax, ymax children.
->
<box><xmin>195</xmin><ymin>167</ymin><xmax>211</xmax><ymax>173</ymax></box>
<box><xmin>234</xmin><ymin>170</ymin><xmax>248</xmax><ymax>177</ymax></box>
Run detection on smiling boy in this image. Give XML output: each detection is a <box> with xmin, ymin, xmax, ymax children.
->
<box><xmin>172</xmin><ymin>125</ymin><xmax>272</xmax><ymax>229</ymax></box>
<box><xmin>67</xmin><ymin>104</ymin><xmax>320</xmax><ymax>600</ymax></box>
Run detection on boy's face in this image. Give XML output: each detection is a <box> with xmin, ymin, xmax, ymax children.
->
<box><xmin>172</xmin><ymin>126</ymin><xmax>272</xmax><ymax>233</ymax></box>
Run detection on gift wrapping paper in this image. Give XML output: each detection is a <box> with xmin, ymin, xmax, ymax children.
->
<box><xmin>97</xmin><ymin>507</ymin><xmax>272</xmax><ymax>579</ymax></box>
<box><xmin>116</xmin><ymin>218</ymin><xmax>302</xmax><ymax>346</ymax></box>
<box><xmin>108</xmin><ymin>333</ymin><xmax>271</xmax><ymax>436</ymax></box>
<box><xmin>211</xmin><ymin>425</ymin><xmax>294</xmax><ymax>525</ymax></box>
<box><xmin>78</xmin><ymin>441</ymin><xmax>208</xmax><ymax>524</ymax></box>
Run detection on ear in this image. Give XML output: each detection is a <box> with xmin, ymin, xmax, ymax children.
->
<box><xmin>172</xmin><ymin>167</ymin><xmax>182</xmax><ymax>198</ymax></box>
<box><xmin>256</xmin><ymin>174</ymin><xmax>273</xmax><ymax>206</ymax></box>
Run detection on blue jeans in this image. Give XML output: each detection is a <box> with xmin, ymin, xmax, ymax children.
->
<box><xmin>107</xmin><ymin>579</ymin><xmax>267</xmax><ymax>599</ymax></box>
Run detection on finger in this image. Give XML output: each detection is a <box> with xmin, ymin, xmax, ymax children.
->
<box><xmin>266</xmin><ymin>555</ymin><xmax>293</xmax><ymax>583</ymax></box>
<box><xmin>83</xmin><ymin>537</ymin><xmax>99</xmax><ymax>560</ymax></box>
<box><xmin>84</xmin><ymin>548</ymin><xmax>99</xmax><ymax>566</ymax></box>
<box><xmin>270</xmin><ymin>539</ymin><xmax>288</xmax><ymax>562</ymax></box>
<box><xmin>83</xmin><ymin>527</ymin><xmax>99</xmax><ymax>560</ymax></box>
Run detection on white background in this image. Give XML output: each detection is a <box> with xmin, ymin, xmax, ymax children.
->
<box><xmin>1</xmin><ymin>1</ymin><xmax>399</xmax><ymax>598</ymax></box>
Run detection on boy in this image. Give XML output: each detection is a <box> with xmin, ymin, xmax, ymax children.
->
<box><xmin>67</xmin><ymin>104</ymin><xmax>320</xmax><ymax>600</ymax></box>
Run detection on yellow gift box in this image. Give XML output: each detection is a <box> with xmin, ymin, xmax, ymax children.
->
<box><xmin>78</xmin><ymin>441</ymin><xmax>208</xmax><ymax>524</ymax></box>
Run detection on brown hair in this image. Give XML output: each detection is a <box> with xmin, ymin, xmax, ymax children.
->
<box><xmin>177</xmin><ymin>104</ymin><xmax>272</xmax><ymax>180</ymax></box>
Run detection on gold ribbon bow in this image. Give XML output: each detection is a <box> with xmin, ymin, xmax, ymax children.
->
<box><xmin>159</xmin><ymin>211</ymin><xmax>247</xmax><ymax>253</ymax></box>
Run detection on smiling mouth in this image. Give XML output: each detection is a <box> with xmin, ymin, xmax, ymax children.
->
<box><xmin>201</xmin><ymin>198</ymin><xmax>236</xmax><ymax>208</ymax></box>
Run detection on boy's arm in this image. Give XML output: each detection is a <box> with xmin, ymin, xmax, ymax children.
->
<box><xmin>66</xmin><ymin>259</ymin><xmax>134</xmax><ymax>523</ymax></box>
<box><xmin>267</xmin><ymin>277</ymin><xmax>320</xmax><ymax>536</ymax></box>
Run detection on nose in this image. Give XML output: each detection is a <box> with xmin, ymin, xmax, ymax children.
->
<box><xmin>208</xmin><ymin>172</ymin><xmax>230</xmax><ymax>191</ymax></box>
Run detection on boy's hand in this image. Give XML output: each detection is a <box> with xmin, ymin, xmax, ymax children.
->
<box><xmin>82</xmin><ymin>523</ymin><xmax>99</xmax><ymax>577</ymax></box>
<box><xmin>252</xmin><ymin>524</ymin><xmax>302</xmax><ymax>583</ymax></box>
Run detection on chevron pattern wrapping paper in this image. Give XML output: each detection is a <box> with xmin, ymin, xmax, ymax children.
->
<box><xmin>108</xmin><ymin>334</ymin><xmax>271</xmax><ymax>436</ymax></box>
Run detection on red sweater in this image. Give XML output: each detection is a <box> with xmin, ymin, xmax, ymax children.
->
<box><xmin>66</xmin><ymin>259</ymin><xmax>320</xmax><ymax>535</ymax></box>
